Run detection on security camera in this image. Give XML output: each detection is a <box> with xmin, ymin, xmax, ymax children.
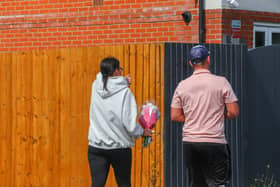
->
<box><xmin>182</xmin><ymin>11</ymin><xmax>192</xmax><ymax>25</ymax></box>
<box><xmin>226</xmin><ymin>0</ymin><xmax>239</xmax><ymax>8</ymax></box>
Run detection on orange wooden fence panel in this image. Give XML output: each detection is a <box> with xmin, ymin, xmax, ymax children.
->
<box><xmin>0</xmin><ymin>44</ymin><xmax>165</xmax><ymax>187</ymax></box>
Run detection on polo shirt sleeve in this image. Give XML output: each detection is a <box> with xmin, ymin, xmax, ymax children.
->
<box><xmin>171</xmin><ymin>85</ymin><xmax>183</xmax><ymax>109</ymax></box>
<box><xmin>223</xmin><ymin>78</ymin><xmax>238</xmax><ymax>103</ymax></box>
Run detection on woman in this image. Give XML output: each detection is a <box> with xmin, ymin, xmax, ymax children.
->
<box><xmin>88</xmin><ymin>57</ymin><xmax>152</xmax><ymax>187</ymax></box>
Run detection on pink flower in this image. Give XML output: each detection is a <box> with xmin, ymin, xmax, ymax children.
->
<box><xmin>138</xmin><ymin>102</ymin><xmax>160</xmax><ymax>148</ymax></box>
<box><xmin>139</xmin><ymin>102</ymin><xmax>160</xmax><ymax>129</ymax></box>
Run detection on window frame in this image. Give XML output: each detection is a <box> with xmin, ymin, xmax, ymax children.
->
<box><xmin>253</xmin><ymin>22</ymin><xmax>280</xmax><ymax>48</ymax></box>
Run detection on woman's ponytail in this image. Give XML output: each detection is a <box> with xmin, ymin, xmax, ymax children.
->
<box><xmin>102</xmin><ymin>74</ymin><xmax>109</xmax><ymax>91</ymax></box>
<box><xmin>100</xmin><ymin>57</ymin><xmax>120</xmax><ymax>91</ymax></box>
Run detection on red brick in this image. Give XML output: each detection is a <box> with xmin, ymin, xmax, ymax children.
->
<box><xmin>208</xmin><ymin>39</ymin><xmax>222</xmax><ymax>44</ymax></box>
<box><xmin>146</xmin><ymin>28</ymin><xmax>157</xmax><ymax>32</ymax></box>
<box><xmin>146</xmin><ymin>38</ymin><xmax>157</xmax><ymax>42</ymax></box>
<box><xmin>206</xmin><ymin>35</ymin><xmax>218</xmax><ymax>40</ymax></box>
<box><xmin>62</xmin><ymin>41</ymin><xmax>72</xmax><ymax>45</ymax></box>
<box><xmin>152</xmin><ymin>32</ymin><xmax>163</xmax><ymax>37</ymax></box>
<box><xmin>114</xmin><ymin>29</ymin><xmax>124</xmax><ymax>34</ymax></box>
<box><xmin>14</xmin><ymin>42</ymin><xmax>25</xmax><ymax>47</ymax></box>
<box><xmin>114</xmin><ymin>39</ymin><xmax>124</xmax><ymax>43</ymax></box>
<box><xmin>130</xmin><ymin>24</ymin><xmax>142</xmax><ymax>28</ymax></box>
<box><xmin>33</xmin><ymin>42</ymin><xmax>42</xmax><ymax>46</ymax></box>
<box><xmin>119</xmin><ymin>34</ymin><xmax>130</xmax><ymax>38</ymax></box>
<box><xmin>158</xmin><ymin>37</ymin><xmax>168</xmax><ymax>42</ymax></box>
<box><xmin>163</xmin><ymin>32</ymin><xmax>175</xmax><ymax>36</ymax></box>
<box><xmin>88</xmin><ymin>35</ymin><xmax>98</xmax><ymax>40</ymax></box>
<box><xmin>77</xmin><ymin>36</ymin><xmax>87</xmax><ymax>40</ymax></box>
<box><xmin>136</xmin><ymin>28</ymin><xmax>146</xmax><ymax>33</ymax></box>
<box><xmin>130</xmin><ymin>33</ymin><xmax>141</xmax><ymax>38</ymax></box>
<box><xmin>158</xmin><ymin>27</ymin><xmax>169</xmax><ymax>32</ymax></box>
<box><xmin>109</xmin><ymin>25</ymin><xmax>119</xmax><ymax>29</ymax></box>
<box><xmin>124</xmin><ymin>29</ymin><xmax>135</xmax><ymax>33</ymax></box>
<box><xmin>93</xmin><ymin>30</ymin><xmax>103</xmax><ymax>35</ymax></box>
<box><xmin>68</xmin><ymin>36</ymin><xmax>77</xmax><ymax>40</ymax></box>
<box><xmin>99</xmin><ymin>35</ymin><xmax>108</xmax><ymax>39</ymax></box>
<box><xmin>209</xmin><ymin>29</ymin><xmax>221</xmax><ymax>34</ymax></box>
<box><xmin>104</xmin><ymin>39</ymin><xmax>113</xmax><ymax>43</ymax></box>
<box><xmin>82</xmin><ymin>40</ymin><xmax>93</xmax><ymax>45</ymax></box>
<box><xmin>136</xmin><ymin>38</ymin><xmax>146</xmax><ymax>42</ymax></box>
<box><xmin>73</xmin><ymin>40</ymin><xmax>82</xmax><ymax>45</ymax></box>
<box><xmin>142</xmin><ymin>33</ymin><xmax>152</xmax><ymax>37</ymax></box>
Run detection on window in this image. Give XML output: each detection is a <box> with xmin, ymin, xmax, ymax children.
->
<box><xmin>272</xmin><ymin>32</ymin><xmax>280</xmax><ymax>44</ymax></box>
<box><xmin>255</xmin><ymin>31</ymin><xmax>265</xmax><ymax>47</ymax></box>
<box><xmin>254</xmin><ymin>23</ymin><xmax>280</xmax><ymax>48</ymax></box>
<box><xmin>93</xmin><ymin>0</ymin><xmax>103</xmax><ymax>6</ymax></box>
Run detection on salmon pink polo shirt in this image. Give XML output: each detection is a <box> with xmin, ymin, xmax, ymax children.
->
<box><xmin>171</xmin><ymin>69</ymin><xmax>238</xmax><ymax>144</ymax></box>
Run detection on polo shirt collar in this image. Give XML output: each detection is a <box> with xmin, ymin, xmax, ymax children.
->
<box><xmin>193</xmin><ymin>69</ymin><xmax>210</xmax><ymax>75</ymax></box>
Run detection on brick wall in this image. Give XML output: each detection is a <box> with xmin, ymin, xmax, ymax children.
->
<box><xmin>205</xmin><ymin>9</ymin><xmax>280</xmax><ymax>48</ymax></box>
<box><xmin>2</xmin><ymin>0</ymin><xmax>279</xmax><ymax>51</ymax></box>
<box><xmin>205</xmin><ymin>9</ymin><xmax>223</xmax><ymax>44</ymax></box>
<box><xmin>0</xmin><ymin>0</ymin><xmax>200</xmax><ymax>52</ymax></box>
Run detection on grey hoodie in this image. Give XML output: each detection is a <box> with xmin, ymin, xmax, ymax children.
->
<box><xmin>88</xmin><ymin>73</ymin><xmax>144</xmax><ymax>149</ymax></box>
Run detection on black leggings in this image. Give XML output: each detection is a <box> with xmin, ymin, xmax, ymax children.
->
<box><xmin>88</xmin><ymin>146</ymin><xmax>132</xmax><ymax>187</ymax></box>
<box><xmin>183</xmin><ymin>142</ymin><xmax>231</xmax><ymax>187</ymax></box>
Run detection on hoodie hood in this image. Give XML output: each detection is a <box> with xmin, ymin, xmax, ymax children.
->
<box><xmin>95</xmin><ymin>72</ymin><xmax>128</xmax><ymax>98</ymax></box>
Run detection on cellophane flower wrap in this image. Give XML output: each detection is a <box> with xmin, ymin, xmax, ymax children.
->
<box><xmin>139</xmin><ymin>102</ymin><xmax>160</xmax><ymax>148</ymax></box>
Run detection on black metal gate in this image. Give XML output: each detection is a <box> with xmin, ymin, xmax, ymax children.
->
<box><xmin>164</xmin><ymin>43</ymin><xmax>248</xmax><ymax>187</ymax></box>
<box><xmin>247</xmin><ymin>45</ymin><xmax>280</xmax><ymax>183</ymax></box>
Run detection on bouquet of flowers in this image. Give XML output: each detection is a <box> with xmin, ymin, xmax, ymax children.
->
<box><xmin>139</xmin><ymin>102</ymin><xmax>160</xmax><ymax>148</ymax></box>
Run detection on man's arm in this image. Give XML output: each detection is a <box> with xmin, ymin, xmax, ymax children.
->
<box><xmin>225</xmin><ymin>102</ymin><xmax>239</xmax><ymax>119</ymax></box>
<box><xmin>171</xmin><ymin>107</ymin><xmax>185</xmax><ymax>122</ymax></box>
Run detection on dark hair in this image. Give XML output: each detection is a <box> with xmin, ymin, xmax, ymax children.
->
<box><xmin>191</xmin><ymin>58</ymin><xmax>207</xmax><ymax>66</ymax></box>
<box><xmin>100</xmin><ymin>57</ymin><xmax>120</xmax><ymax>90</ymax></box>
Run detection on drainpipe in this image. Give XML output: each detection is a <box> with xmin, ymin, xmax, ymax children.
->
<box><xmin>199</xmin><ymin>0</ymin><xmax>205</xmax><ymax>44</ymax></box>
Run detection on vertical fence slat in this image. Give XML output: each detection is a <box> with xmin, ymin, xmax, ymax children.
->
<box><xmin>135</xmin><ymin>44</ymin><xmax>144</xmax><ymax>187</ymax></box>
<box><xmin>149</xmin><ymin>44</ymin><xmax>157</xmax><ymax>187</ymax></box>
<box><xmin>142</xmin><ymin>44</ymin><xmax>150</xmax><ymax>187</ymax></box>
<box><xmin>59</xmin><ymin>48</ymin><xmax>71</xmax><ymax>187</ymax></box>
<box><xmin>129</xmin><ymin>44</ymin><xmax>137</xmax><ymax>187</ymax></box>
<box><xmin>0</xmin><ymin>52</ymin><xmax>12</xmax><ymax>187</ymax></box>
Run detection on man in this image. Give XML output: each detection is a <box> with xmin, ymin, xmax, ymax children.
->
<box><xmin>170</xmin><ymin>45</ymin><xmax>239</xmax><ymax>187</ymax></box>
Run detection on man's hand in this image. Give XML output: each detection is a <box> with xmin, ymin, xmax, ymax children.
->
<box><xmin>171</xmin><ymin>107</ymin><xmax>185</xmax><ymax>122</ymax></box>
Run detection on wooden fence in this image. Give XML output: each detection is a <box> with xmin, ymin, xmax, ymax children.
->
<box><xmin>0</xmin><ymin>44</ymin><xmax>164</xmax><ymax>187</ymax></box>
